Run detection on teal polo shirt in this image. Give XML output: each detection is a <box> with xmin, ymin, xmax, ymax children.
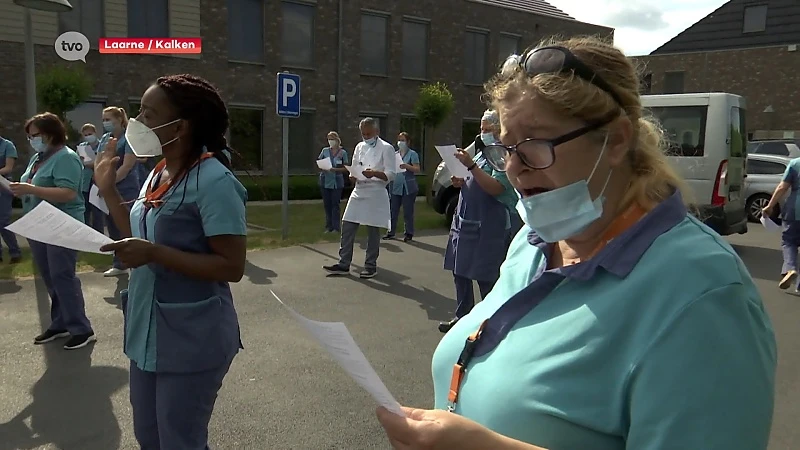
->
<box><xmin>431</xmin><ymin>191</ymin><xmax>776</xmax><ymax>450</ymax></box>
<box><xmin>20</xmin><ymin>146</ymin><xmax>85</xmax><ymax>223</ymax></box>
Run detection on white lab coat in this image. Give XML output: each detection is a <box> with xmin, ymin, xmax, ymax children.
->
<box><xmin>342</xmin><ymin>137</ymin><xmax>397</xmax><ymax>229</ymax></box>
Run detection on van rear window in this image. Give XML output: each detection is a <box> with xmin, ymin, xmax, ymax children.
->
<box><xmin>646</xmin><ymin>106</ymin><xmax>708</xmax><ymax>157</ymax></box>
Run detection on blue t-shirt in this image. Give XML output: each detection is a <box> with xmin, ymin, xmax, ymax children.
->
<box><xmin>390</xmin><ymin>149</ymin><xmax>420</xmax><ymax>196</ymax></box>
<box><xmin>781</xmin><ymin>157</ymin><xmax>800</xmax><ymax>221</ymax></box>
<box><xmin>432</xmin><ymin>192</ymin><xmax>776</xmax><ymax>450</ymax></box>
<box><xmin>98</xmin><ymin>132</ymin><xmax>140</xmax><ymax>200</ymax></box>
<box><xmin>318</xmin><ymin>147</ymin><xmax>349</xmax><ymax>190</ymax></box>
<box><xmin>0</xmin><ymin>137</ymin><xmax>18</xmax><ymax>181</ymax></box>
<box><xmin>20</xmin><ymin>147</ymin><xmax>85</xmax><ymax>223</ymax></box>
<box><xmin>123</xmin><ymin>157</ymin><xmax>247</xmax><ymax>373</ymax></box>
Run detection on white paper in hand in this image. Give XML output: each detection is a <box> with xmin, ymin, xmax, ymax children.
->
<box><xmin>77</xmin><ymin>144</ymin><xmax>96</xmax><ymax>162</ymax></box>
<box><xmin>761</xmin><ymin>215</ymin><xmax>782</xmax><ymax>232</ymax></box>
<box><xmin>435</xmin><ymin>145</ymin><xmax>470</xmax><ymax>180</ymax></box>
<box><xmin>270</xmin><ymin>290</ymin><xmax>405</xmax><ymax>416</ymax></box>
<box><xmin>89</xmin><ymin>185</ymin><xmax>109</xmax><ymax>214</ymax></box>
<box><xmin>316</xmin><ymin>158</ymin><xmax>333</xmax><ymax>171</ymax></box>
<box><xmin>345</xmin><ymin>165</ymin><xmax>367</xmax><ymax>181</ymax></box>
<box><xmin>6</xmin><ymin>201</ymin><xmax>113</xmax><ymax>254</ymax></box>
<box><xmin>395</xmin><ymin>152</ymin><xmax>406</xmax><ymax>173</ymax></box>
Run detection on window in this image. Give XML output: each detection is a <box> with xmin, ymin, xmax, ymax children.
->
<box><xmin>229</xmin><ymin>0</ymin><xmax>264</xmax><ymax>62</ymax></box>
<box><xmin>288</xmin><ymin>111</ymin><xmax>315</xmax><ymax>174</ymax></box>
<box><xmin>730</xmin><ymin>107</ymin><xmax>746</xmax><ymax>158</ymax></box>
<box><xmin>65</xmin><ymin>101</ymin><xmax>106</xmax><ymax>143</ymax></box>
<box><xmin>647</xmin><ymin>106</ymin><xmax>707</xmax><ymax>157</ymax></box>
<box><xmin>282</xmin><ymin>1</ymin><xmax>314</xmax><ymax>67</ymax></box>
<box><xmin>128</xmin><ymin>100</ymin><xmax>141</xmax><ymax>119</ymax></box>
<box><xmin>461</xmin><ymin>119</ymin><xmax>482</xmax><ymax>148</ymax></box>
<box><xmin>128</xmin><ymin>0</ymin><xmax>168</xmax><ymax>37</ymax></box>
<box><xmin>59</xmin><ymin>0</ymin><xmax>104</xmax><ymax>47</ymax></box>
<box><xmin>402</xmin><ymin>20</ymin><xmax>428</xmax><ymax>79</ymax></box>
<box><xmin>464</xmin><ymin>30</ymin><xmax>488</xmax><ymax>84</ymax></box>
<box><xmin>663</xmin><ymin>71</ymin><xmax>685</xmax><ymax>94</ymax></box>
<box><xmin>361</xmin><ymin>13</ymin><xmax>389</xmax><ymax>75</ymax></box>
<box><xmin>641</xmin><ymin>73</ymin><xmax>653</xmax><ymax>94</ymax></box>
<box><xmin>400</xmin><ymin>115</ymin><xmax>425</xmax><ymax>168</ymax></box>
<box><xmin>497</xmin><ymin>33</ymin><xmax>520</xmax><ymax>65</ymax></box>
<box><xmin>229</xmin><ymin>108</ymin><xmax>264</xmax><ymax>170</ymax></box>
<box><xmin>752</xmin><ymin>142</ymin><xmax>791</xmax><ymax>157</ymax></box>
<box><xmin>746</xmin><ymin>159</ymin><xmax>786</xmax><ymax>175</ymax></box>
<box><xmin>743</xmin><ymin>5</ymin><xmax>768</xmax><ymax>33</ymax></box>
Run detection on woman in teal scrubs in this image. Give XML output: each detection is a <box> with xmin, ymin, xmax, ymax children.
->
<box><xmin>78</xmin><ymin>123</ymin><xmax>105</xmax><ymax>232</ymax></box>
<box><xmin>94</xmin><ymin>74</ymin><xmax>246</xmax><ymax>449</ymax></box>
<box><xmin>384</xmin><ymin>132</ymin><xmax>420</xmax><ymax>242</ymax></box>
<box><xmin>376</xmin><ymin>37</ymin><xmax>776</xmax><ymax>450</ymax></box>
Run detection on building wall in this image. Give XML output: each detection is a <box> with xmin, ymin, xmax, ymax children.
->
<box><xmin>0</xmin><ymin>0</ymin><xmax>610</xmax><ymax>176</ymax></box>
<box><xmin>635</xmin><ymin>44</ymin><xmax>800</xmax><ymax>138</ymax></box>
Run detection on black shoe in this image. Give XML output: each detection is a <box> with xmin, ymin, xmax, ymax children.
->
<box><xmin>63</xmin><ymin>333</ymin><xmax>97</xmax><ymax>350</ymax></box>
<box><xmin>403</xmin><ymin>235</ymin><xmax>413</xmax><ymax>242</ymax></box>
<box><xmin>359</xmin><ymin>268</ymin><xmax>377</xmax><ymax>279</ymax></box>
<box><xmin>323</xmin><ymin>264</ymin><xmax>349</xmax><ymax>275</ymax></box>
<box><xmin>382</xmin><ymin>234</ymin><xmax>395</xmax><ymax>240</ymax></box>
<box><xmin>438</xmin><ymin>318</ymin><xmax>459</xmax><ymax>333</ymax></box>
<box><xmin>9</xmin><ymin>256</ymin><xmax>21</xmax><ymax>264</ymax></box>
<box><xmin>34</xmin><ymin>329</ymin><xmax>70</xmax><ymax>344</ymax></box>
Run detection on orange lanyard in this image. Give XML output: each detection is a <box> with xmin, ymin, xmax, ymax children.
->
<box><xmin>446</xmin><ymin>203</ymin><xmax>647</xmax><ymax>412</ymax></box>
<box><xmin>144</xmin><ymin>153</ymin><xmax>213</xmax><ymax>208</ymax></box>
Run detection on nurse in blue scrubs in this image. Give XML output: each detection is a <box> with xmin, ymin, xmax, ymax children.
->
<box><xmin>317</xmin><ymin>131</ymin><xmax>349</xmax><ymax>233</ymax></box>
<box><xmin>377</xmin><ymin>38</ymin><xmax>776</xmax><ymax>450</ymax></box>
<box><xmin>78</xmin><ymin>123</ymin><xmax>106</xmax><ymax>232</ymax></box>
<box><xmin>12</xmin><ymin>113</ymin><xmax>95</xmax><ymax>350</ymax></box>
<box><xmin>94</xmin><ymin>74</ymin><xmax>246</xmax><ymax>450</ymax></box>
<box><xmin>439</xmin><ymin>109</ymin><xmax>517</xmax><ymax>333</ymax></box>
<box><xmin>384</xmin><ymin>132</ymin><xmax>420</xmax><ymax>242</ymax></box>
<box><xmin>763</xmin><ymin>159</ymin><xmax>800</xmax><ymax>291</ymax></box>
<box><xmin>0</xmin><ymin>134</ymin><xmax>21</xmax><ymax>263</ymax></box>
<box><xmin>98</xmin><ymin>106</ymin><xmax>140</xmax><ymax>277</ymax></box>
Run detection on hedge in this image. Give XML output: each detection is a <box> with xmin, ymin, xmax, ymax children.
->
<box><xmin>239</xmin><ymin>175</ymin><xmax>430</xmax><ymax>201</ymax></box>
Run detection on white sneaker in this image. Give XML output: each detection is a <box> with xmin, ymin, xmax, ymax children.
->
<box><xmin>103</xmin><ymin>267</ymin><xmax>129</xmax><ymax>277</ymax></box>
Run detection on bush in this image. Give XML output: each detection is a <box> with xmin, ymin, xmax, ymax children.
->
<box><xmin>238</xmin><ymin>175</ymin><xmax>429</xmax><ymax>201</ymax></box>
<box><xmin>36</xmin><ymin>65</ymin><xmax>93</xmax><ymax>118</ymax></box>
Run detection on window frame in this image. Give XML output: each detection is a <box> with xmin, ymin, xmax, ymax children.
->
<box><xmin>464</xmin><ymin>27</ymin><xmax>490</xmax><ymax>86</ymax></box>
<box><xmin>281</xmin><ymin>0</ymin><xmax>316</xmax><ymax>69</ymax></box>
<box><xmin>399</xmin><ymin>113</ymin><xmax>425</xmax><ymax>171</ymax></box>
<box><xmin>228</xmin><ymin>0</ymin><xmax>266</xmax><ymax>63</ymax></box>
<box><xmin>646</xmin><ymin>105</ymin><xmax>708</xmax><ymax>157</ymax></box>
<box><xmin>127</xmin><ymin>0</ymin><xmax>169</xmax><ymax>38</ymax></box>
<box><xmin>227</xmin><ymin>104</ymin><xmax>266</xmax><ymax>174</ymax></box>
<box><xmin>360</xmin><ymin>10</ymin><xmax>391</xmax><ymax>77</ymax></box>
<box><xmin>286</xmin><ymin>107</ymin><xmax>318</xmax><ymax>175</ymax></box>
<box><xmin>401</xmin><ymin>16</ymin><xmax>430</xmax><ymax>80</ymax></box>
<box><xmin>743</xmin><ymin>4</ymin><xmax>768</xmax><ymax>33</ymax></box>
<box><xmin>497</xmin><ymin>32</ymin><xmax>521</xmax><ymax>66</ymax></box>
<box><xmin>461</xmin><ymin>117</ymin><xmax>482</xmax><ymax>148</ymax></box>
<box><xmin>662</xmin><ymin>71</ymin><xmax>685</xmax><ymax>94</ymax></box>
<box><xmin>58</xmin><ymin>0</ymin><xmax>105</xmax><ymax>49</ymax></box>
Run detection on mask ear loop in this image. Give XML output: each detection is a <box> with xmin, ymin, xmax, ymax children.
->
<box><xmin>588</xmin><ymin>132</ymin><xmax>613</xmax><ymax>200</ymax></box>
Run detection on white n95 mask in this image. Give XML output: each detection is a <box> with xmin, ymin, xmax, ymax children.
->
<box><xmin>125</xmin><ymin>117</ymin><xmax>180</xmax><ymax>157</ymax></box>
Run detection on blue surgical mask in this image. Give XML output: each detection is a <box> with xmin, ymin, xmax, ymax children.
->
<box><xmin>29</xmin><ymin>136</ymin><xmax>46</xmax><ymax>153</ymax></box>
<box><xmin>480</xmin><ymin>132</ymin><xmax>496</xmax><ymax>145</ymax></box>
<box><xmin>363</xmin><ymin>136</ymin><xmax>377</xmax><ymax>146</ymax></box>
<box><xmin>102</xmin><ymin>120</ymin><xmax>113</xmax><ymax>132</ymax></box>
<box><xmin>85</xmin><ymin>134</ymin><xmax>97</xmax><ymax>144</ymax></box>
<box><xmin>397</xmin><ymin>141</ymin><xmax>408</xmax><ymax>151</ymax></box>
<box><xmin>515</xmin><ymin>134</ymin><xmax>611</xmax><ymax>243</ymax></box>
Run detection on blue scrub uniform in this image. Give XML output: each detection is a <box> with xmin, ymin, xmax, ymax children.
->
<box><xmin>79</xmin><ymin>141</ymin><xmax>105</xmax><ymax>233</ymax></box>
<box><xmin>98</xmin><ymin>132</ymin><xmax>140</xmax><ymax>269</ymax></box>
<box><xmin>21</xmin><ymin>147</ymin><xmax>93</xmax><ymax>336</ymax></box>
<box><xmin>443</xmin><ymin>152</ymin><xmax>513</xmax><ymax>318</ymax></box>
<box><xmin>432</xmin><ymin>191</ymin><xmax>776</xmax><ymax>450</ymax></box>
<box><xmin>318</xmin><ymin>147</ymin><xmax>349</xmax><ymax>232</ymax></box>
<box><xmin>779</xmin><ymin>158</ymin><xmax>800</xmax><ymax>284</ymax></box>
<box><xmin>0</xmin><ymin>137</ymin><xmax>21</xmax><ymax>260</ymax></box>
<box><xmin>122</xmin><ymin>157</ymin><xmax>247</xmax><ymax>449</ymax></box>
<box><xmin>388</xmin><ymin>149</ymin><xmax>420</xmax><ymax>238</ymax></box>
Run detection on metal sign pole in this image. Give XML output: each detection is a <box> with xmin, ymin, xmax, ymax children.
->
<box><xmin>281</xmin><ymin>117</ymin><xmax>289</xmax><ymax>240</ymax></box>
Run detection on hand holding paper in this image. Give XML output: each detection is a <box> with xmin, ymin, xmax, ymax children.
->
<box><xmin>6</xmin><ymin>201</ymin><xmax>113</xmax><ymax>254</ymax></box>
<box><xmin>436</xmin><ymin>145</ymin><xmax>471</xmax><ymax>180</ymax></box>
<box><xmin>345</xmin><ymin>165</ymin><xmax>367</xmax><ymax>181</ymax></box>
<box><xmin>761</xmin><ymin>215</ymin><xmax>781</xmax><ymax>232</ymax></box>
<box><xmin>316</xmin><ymin>158</ymin><xmax>333</xmax><ymax>171</ymax></box>
<box><xmin>395</xmin><ymin>152</ymin><xmax>406</xmax><ymax>173</ymax></box>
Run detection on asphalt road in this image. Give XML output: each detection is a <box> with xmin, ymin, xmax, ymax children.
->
<box><xmin>0</xmin><ymin>227</ymin><xmax>797</xmax><ymax>450</ymax></box>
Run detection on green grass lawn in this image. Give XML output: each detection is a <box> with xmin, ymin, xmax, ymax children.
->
<box><xmin>0</xmin><ymin>201</ymin><xmax>449</xmax><ymax>280</ymax></box>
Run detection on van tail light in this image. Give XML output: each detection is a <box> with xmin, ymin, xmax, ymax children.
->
<box><xmin>711</xmin><ymin>159</ymin><xmax>728</xmax><ymax>206</ymax></box>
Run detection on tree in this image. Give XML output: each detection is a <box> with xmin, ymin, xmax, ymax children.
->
<box><xmin>414</xmin><ymin>82</ymin><xmax>454</xmax><ymax>197</ymax></box>
<box><xmin>36</xmin><ymin>65</ymin><xmax>93</xmax><ymax>145</ymax></box>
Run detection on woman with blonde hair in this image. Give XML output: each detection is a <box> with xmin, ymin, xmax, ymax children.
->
<box><xmin>376</xmin><ymin>36</ymin><xmax>776</xmax><ymax>450</ymax></box>
<box><xmin>99</xmin><ymin>106</ymin><xmax>140</xmax><ymax>276</ymax></box>
<box><xmin>317</xmin><ymin>131</ymin><xmax>349</xmax><ymax>233</ymax></box>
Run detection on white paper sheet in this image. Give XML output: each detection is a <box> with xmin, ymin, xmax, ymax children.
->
<box><xmin>77</xmin><ymin>144</ymin><xmax>96</xmax><ymax>162</ymax></box>
<box><xmin>89</xmin><ymin>184</ymin><xmax>109</xmax><ymax>214</ymax></box>
<box><xmin>316</xmin><ymin>158</ymin><xmax>333</xmax><ymax>171</ymax></box>
<box><xmin>395</xmin><ymin>152</ymin><xmax>406</xmax><ymax>173</ymax></box>
<box><xmin>0</xmin><ymin>176</ymin><xmax>11</xmax><ymax>192</ymax></box>
<box><xmin>270</xmin><ymin>290</ymin><xmax>404</xmax><ymax>416</ymax></box>
<box><xmin>6</xmin><ymin>201</ymin><xmax>113</xmax><ymax>254</ymax></box>
<box><xmin>435</xmin><ymin>145</ymin><xmax>470</xmax><ymax>180</ymax></box>
<box><xmin>345</xmin><ymin>165</ymin><xmax>367</xmax><ymax>181</ymax></box>
<box><xmin>761</xmin><ymin>215</ymin><xmax>782</xmax><ymax>232</ymax></box>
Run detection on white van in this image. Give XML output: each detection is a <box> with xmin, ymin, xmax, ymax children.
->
<box><xmin>642</xmin><ymin>93</ymin><xmax>748</xmax><ymax>236</ymax></box>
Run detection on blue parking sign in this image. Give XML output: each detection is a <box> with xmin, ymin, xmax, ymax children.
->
<box><xmin>276</xmin><ymin>72</ymin><xmax>301</xmax><ymax>118</ymax></box>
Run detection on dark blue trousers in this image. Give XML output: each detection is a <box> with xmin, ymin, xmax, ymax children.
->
<box><xmin>0</xmin><ymin>189</ymin><xmax>20</xmax><ymax>259</ymax></box>
<box><xmin>129</xmin><ymin>359</ymin><xmax>233</xmax><ymax>450</ymax></box>
<box><xmin>321</xmin><ymin>187</ymin><xmax>343</xmax><ymax>232</ymax></box>
<box><xmin>29</xmin><ymin>240</ymin><xmax>92</xmax><ymax>335</ymax></box>
<box><xmin>453</xmin><ymin>273</ymin><xmax>496</xmax><ymax>318</ymax></box>
<box><xmin>389</xmin><ymin>194</ymin><xmax>416</xmax><ymax>237</ymax></box>
<box><xmin>782</xmin><ymin>220</ymin><xmax>800</xmax><ymax>289</ymax></box>
<box><xmin>83</xmin><ymin>190</ymin><xmax>105</xmax><ymax>233</ymax></box>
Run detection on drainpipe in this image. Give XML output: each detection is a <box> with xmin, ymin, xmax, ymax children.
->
<box><xmin>336</xmin><ymin>0</ymin><xmax>343</xmax><ymax>133</ymax></box>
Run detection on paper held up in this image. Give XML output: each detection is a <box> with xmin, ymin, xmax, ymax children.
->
<box><xmin>316</xmin><ymin>158</ymin><xmax>333</xmax><ymax>171</ymax></box>
<box><xmin>345</xmin><ymin>165</ymin><xmax>367</xmax><ymax>181</ymax></box>
<box><xmin>761</xmin><ymin>215</ymin><xmax>782</xmax><ymax>232</ymax></box>
<box><xmin>6</xmin><ymin>201</ymin><xmax>113</xmax><ymax>254</ymax></box>
<box><xmin>269</xmin><ymin>290</ymin><xmax>405</xmax><ymax>416</ymax></box>
<box><xmin>395</xmin><ymin>152</ymin><xmax>406</xmax><ymax>173</ymax></box>
<box><xmin>76</xmin><ymin>144</ymin><xmax>96</xmax><ymax>162</ymax></box>
<box><xmin>89</xmin><ymin>185</ymin><xmax>109</xmax><ymax>214</ymax></box>
<box><xmin>435</xmin><ymin>145</ymin><xmax>470</xmax><ymax>180</ymax></box>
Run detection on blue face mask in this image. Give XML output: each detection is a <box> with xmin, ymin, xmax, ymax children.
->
<box><xmin>515</xmin><ymin>135</ymin><xmax>612</xmax><ymax>243</ymax></box>
<box><xmin>29</xmin><ymin>136</ymin><xmax>46</xmax><ymax>153</ymax></box>
<box><xmin>102</xmin><ymin>120</ymin><xmax>113</xmax><ymax>132</ymax></box>
<box><xmin>363</xmin><ymin>136</ymin><xmax>377</xmax><ymax>146</ymax></box>
<box><xmin>85</xmin><ymin>134</ymin><xmax>97</xmax><ymax>144</ymax></box>
<box><xmin>480</xmin><ymin>132</ymin><xmax>496</xmax><ymax>145</ymax></box>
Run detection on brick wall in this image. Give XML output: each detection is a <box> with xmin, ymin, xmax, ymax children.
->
<box><xmin>0</xmin><ymin>0</ymin><xmax>610</xmax><ymax>176</ymax></box>
<box><xmin>634</xmin><ymin>45</ymin><xmax>800</xmax><ymax>136</ymax></box>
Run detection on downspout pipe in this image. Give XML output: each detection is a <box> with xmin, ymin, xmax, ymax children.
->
<box><xmin>336</xmin><ymin>0</ymin><xmax>343</xmax><ymax>133</ymax></box>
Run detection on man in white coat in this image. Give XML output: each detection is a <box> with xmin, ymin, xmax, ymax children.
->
<box><xmin>323</xmin><ymin>117</ymin><xmax>396</xmax><ymax>278</ymax></box>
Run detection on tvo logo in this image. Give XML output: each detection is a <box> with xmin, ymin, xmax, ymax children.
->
<box><xmin>55</xmin><ymin>31</ymin><xmax>90</xmax><ymax>62</ymax></box>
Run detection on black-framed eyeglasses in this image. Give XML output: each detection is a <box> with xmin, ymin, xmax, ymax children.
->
<box><xmin>500</xmin><ymin>46</ymin><xmax>624</xmax><ymax>107</ymax></box>
<box><xmin>482</xmin><ymin>113</ymin><xmax>617</xmax><ymax>172</ymax></box>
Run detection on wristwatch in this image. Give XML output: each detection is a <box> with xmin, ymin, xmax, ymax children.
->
<box><xmin>467</xmin><ymin>163</ymin><xmax>478</xmax><ymax>171</ymax></box>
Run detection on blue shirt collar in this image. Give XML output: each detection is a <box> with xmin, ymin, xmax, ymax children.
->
<box><xmin>527</xmin><ymin>190</ymin><xmax>687</xmax><ymax>280</ymax></box>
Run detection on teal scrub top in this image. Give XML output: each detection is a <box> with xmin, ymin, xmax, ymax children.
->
<box><xmin>20</xmin><ymin>146</ymin><xmax>85</xmax><ymax>223</ymax></box>
<box><xmin>0</xmin><ymin>137</ymin><xmax>18</xmax><ymax>180</ymax></box>
<box><xmin>431</xmin><ymin>192</ymin><xmax>776</xmax><ymax>450</ymax></box>
<box><xmin>78</xmin><ymin>141</ymin><xmax>100</xmax><ymax>193</ymax></box>
<box><xmin>390</xmin><ymin>149</ymin><xmax>420</xmax><ymax>196</ymax></box>
<box><xmin>780</xmin><ymin>157</ymin><xmax>800</xmax><ymax>221</ymax></box>
<box><xmin>122</xmin><ymin>157</ymin><xmax>247</xmax><ymax>373</ymax></box>
<box><xmin>318</xmin><ymin>147</ymin><xmax>349</xmax><ymax>190</ymax></box>
<box><xmin>474</xmin><ymin>151</ymin><xmax>515</xmax><ymax>228</ymax></box>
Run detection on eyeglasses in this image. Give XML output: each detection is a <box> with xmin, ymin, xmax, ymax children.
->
<box><xmin>500</xmin><ymin>46</ymin><xmax>624</xmax><ymax>106</ymax></box>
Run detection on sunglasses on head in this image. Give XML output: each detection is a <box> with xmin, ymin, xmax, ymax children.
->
<box><xmin>500</xmin><ymin>45</ymin><xmax>624</xmax><ymax>107</ymax></box>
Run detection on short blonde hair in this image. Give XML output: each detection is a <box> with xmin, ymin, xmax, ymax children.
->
<box><xmin>327</xmin><ymin>131</ymin><xmax>341</xmax><ymax>144</ymax></box>
<box><xmin>485</xmin><ymin>35</ymin><xmax>692</xmax><ymax>209</ymax></box>
<box><xmin>80</xmin><ymin>123</ymin><xmax>96</xmax><ymax>133</ymax></box>
<box><xmin>103</xmin><ymin>106</ymin><xmax>129</xmax><ymax>128</ymax></box>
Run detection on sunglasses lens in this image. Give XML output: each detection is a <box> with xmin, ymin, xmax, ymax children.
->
<box><xmin>483</xmin><ymin>145</ymin><xmax>509</xmax><ymax>172</ymax></box>
<box><xmin>524</xmin><ymin>48</ymin><xmax>566</xmax><ymax>76</ymax></box>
